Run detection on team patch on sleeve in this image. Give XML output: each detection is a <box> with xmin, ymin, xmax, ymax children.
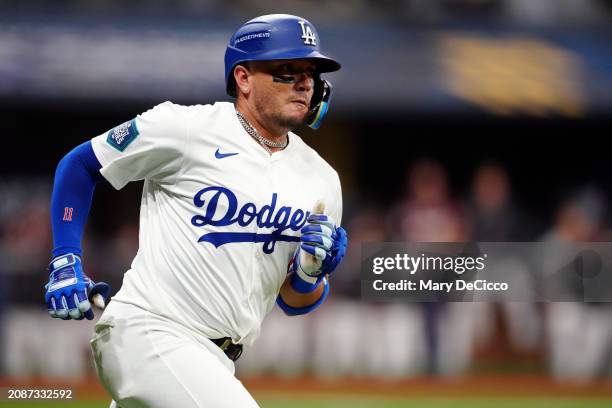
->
<box><xmin>106</xmin><ymin>118</ymin><xmax>139</xmax><ymax>152</ymax></box>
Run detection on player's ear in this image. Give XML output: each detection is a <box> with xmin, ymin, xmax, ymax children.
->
<box><xmin>233</xmin><ymin>64</ymin><xmax>251</xmax><ymax>95</ymax></box>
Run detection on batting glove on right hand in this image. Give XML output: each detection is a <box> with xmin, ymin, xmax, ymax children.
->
<box><xmin>45</xmin><ymin>253</ymin><xmax>110</xmax><ymax>320</ymax></box>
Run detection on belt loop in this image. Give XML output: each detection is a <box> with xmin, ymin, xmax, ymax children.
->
<box><xmin>211</xmin><ymin>337</ymin><xmax>243</xmax><ymax>361</ymax></box>
<box><xmin>220</xmin><ymin>338</ymin><xmax>232</xmax><ymax>350</ymax></box>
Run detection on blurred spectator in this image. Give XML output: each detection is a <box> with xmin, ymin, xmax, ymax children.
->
<box><xmin>2</xmin><ymin>201</ymin><xmax>51</xmax><ymax>274</ymax></box>
<box><xmin>469</xmin><ymin>162</ymin><xmax>523</xmax><ymax>241</ymax></box>
<box><xmin>540</xmin><ymin>187</ymin><xmax>612</xmax><ymax>380</ymax></box>
<box><xmin>544</xmin><ymin>188</ymin><xmax>606</xmax><ymax>243</ymax></box>
<box><xmin>467</xmin><ymin>162</ymin><xmax>542</xmax><ymax>362</ymax></box>
<box><xmin>0</xmin><ymin>179</ymin><xmax>51</xmax><ymax>266</ymax></box>
<box><xmin>390</xmin><ymin>158</ymin><xmax>466</xmax><ymax>242</ymax></box>
<box><xmin>389</xmin><ymin>158</ymin><xmax>478</xmax><ymax>375</ymax></box>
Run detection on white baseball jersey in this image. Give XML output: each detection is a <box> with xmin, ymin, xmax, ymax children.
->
<box><xmin>91</xmin><ymin>101</ymin><xmax>342</xmax><ymax>346</ymax></box>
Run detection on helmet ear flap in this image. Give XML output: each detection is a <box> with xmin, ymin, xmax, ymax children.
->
<box><xmin>307</xmin><ymin>78</ymin><xmax>332</xmax><ymax>130</ymax></box>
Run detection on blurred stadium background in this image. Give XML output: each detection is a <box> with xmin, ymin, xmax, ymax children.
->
<box><xmin>2</xmin><ymin>0</ymin><xmax>612</xmax><ymax>407</ymax></box>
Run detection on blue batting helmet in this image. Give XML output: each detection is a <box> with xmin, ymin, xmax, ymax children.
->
<box><xmin>224</xmin><ymin>14</ymin><xmax>341</xmax><ymax>129</ymax></box>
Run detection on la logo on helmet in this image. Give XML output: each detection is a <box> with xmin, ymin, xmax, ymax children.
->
<box><xmin>298</xmin><ymin>21</ymin><xmax>316</xmax><ymax>46</ymax></box>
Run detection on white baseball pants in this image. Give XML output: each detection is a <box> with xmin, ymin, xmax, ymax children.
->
<box><xmin>90</xmin><ymin>300</ymin><xmax>259</xmax><ymax>408</ymax></box>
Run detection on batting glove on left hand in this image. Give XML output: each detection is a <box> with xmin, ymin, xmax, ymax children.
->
<box><xmin>45</xmin><ymin>253</ymin><xmax>110</xmax><ymax>320</ymax></box>
<box><xmin>293</xmin><ymin>202</ymin><xmax>348</xmax><ymax>284</ymax></box>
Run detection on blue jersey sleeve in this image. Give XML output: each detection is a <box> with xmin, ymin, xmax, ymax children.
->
<box><xmin>50</xmin><ymin>141</ymin><xmax>105</xmax><ymax>257</ymax></box>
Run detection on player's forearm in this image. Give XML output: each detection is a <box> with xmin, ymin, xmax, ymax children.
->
<box><xmin>50</xmin><ymin>141</ymin><xmax>104</xmax><ymax>257</ymax></box>
<box><xmin>279</xmin><ymin>273</ymin><xmax>325</xmax><ymax>307</ymax></box>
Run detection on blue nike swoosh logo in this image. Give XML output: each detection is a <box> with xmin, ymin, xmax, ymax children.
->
<box><xmin>215</xmin><ymin>148</ymin><xmax>239</xmax><ymax>159</ymax></box>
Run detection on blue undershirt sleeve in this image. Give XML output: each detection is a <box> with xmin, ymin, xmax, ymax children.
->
<box><xmin>50</xmin><ymin>141</ymin><xmax>105</xmax><ymax>258</ymax></box>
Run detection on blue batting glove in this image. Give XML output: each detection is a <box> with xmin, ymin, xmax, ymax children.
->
<box><xmin>45</xmin><ymin>253</ymin><xmax>111</xmax><ymax>320</ymax></box>
<box><xmin>291</xmin><ymin>212</ymin><xmax>348</xmax><ymax>292</ymax></box>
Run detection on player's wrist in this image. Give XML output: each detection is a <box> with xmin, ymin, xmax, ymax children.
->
<box><xmin>52</xmin><ymin>246</ymin><xmax>83</xmax><ymax>259</ymax></box>
<box><xmin>290</xmin><ymin>268</ymin><xmax>323</xmax><ymax>294</ymax></box>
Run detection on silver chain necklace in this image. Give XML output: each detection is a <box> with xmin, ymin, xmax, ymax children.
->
<box><xmin>236</xmin><ymin>110</ymin><xmax>288</xmax><ymax>154</ymax></box>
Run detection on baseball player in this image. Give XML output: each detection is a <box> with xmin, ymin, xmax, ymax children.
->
<box><xmin>44</xmin><ymin>14</ymin><xmax>347</xmax><ymax>408</ymax></box>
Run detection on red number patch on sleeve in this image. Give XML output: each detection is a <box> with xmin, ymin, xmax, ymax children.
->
<box><xmin>63</xmin><ymin>207</ymin><xmax>73</xmax><ymax>222</ymax></box>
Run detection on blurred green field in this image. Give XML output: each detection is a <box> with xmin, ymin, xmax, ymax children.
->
<box><xmin>3</xmin><ymin>396</ymin><xmax>612</xmax><ymax>408</ymax></box>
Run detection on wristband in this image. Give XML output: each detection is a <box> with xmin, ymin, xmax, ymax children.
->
<box><xmin>277</xmin><ymin>277</ymin><xmax>329</xmax><ymax>316</ymax></box>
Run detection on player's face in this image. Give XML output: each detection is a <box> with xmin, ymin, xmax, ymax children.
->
<box><xmin>246</xmin><ymin>60</ymin><xmax>316</xmax><ymax>131</ymax></box>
